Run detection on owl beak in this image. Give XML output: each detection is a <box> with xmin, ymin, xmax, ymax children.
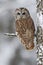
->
<box><xmin>21</xmin><ymin>14</ymin><xmax>22</xmax><ymax>18</ymax></box>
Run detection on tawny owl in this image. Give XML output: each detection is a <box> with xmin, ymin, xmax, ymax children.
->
<box><xmin>15</xmin><ymin>8</ymin><xmax>35</xmax><ymax>50</ymax></box>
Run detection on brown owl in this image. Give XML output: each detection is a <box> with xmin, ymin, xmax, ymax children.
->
<box><xmin>15</xmin><ymin>8</ymin><xmax>35</xmax><ymax>50</ymax></box>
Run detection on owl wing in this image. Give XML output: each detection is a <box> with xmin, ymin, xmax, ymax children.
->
<box><xmin>27</xmin><ymin>17</ymin><xmax>35</xmax><ymax>33</ymax></box>
<box><xmin>31</xmin><ymin>17</ymin><xmax>35</xmax><ymax>32</ymax></box>
<box><xmin>16</xmin><ymin>18</ymin><xmax>35</xmax><ymax>50</ymax></box>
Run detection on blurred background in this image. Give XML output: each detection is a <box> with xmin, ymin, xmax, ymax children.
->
<box><xmin>0</xmin><ymin>0</ymin><xmax>37</xmax><ymax>65</ymax></box>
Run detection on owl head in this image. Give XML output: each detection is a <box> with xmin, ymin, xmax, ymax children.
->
<box><xmin>15</xmin><ymin>7</ymin><xmax>30</xmax><ymax>20</ymax></box>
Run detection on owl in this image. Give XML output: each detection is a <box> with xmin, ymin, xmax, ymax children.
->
<box><xmin>15</xmin><ymin>7</ymin><xmax>35</xmax><ymax>50</ymax></box>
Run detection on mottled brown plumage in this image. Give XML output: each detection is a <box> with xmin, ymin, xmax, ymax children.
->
<box><xmin>15</xmin><ymin>8</ymin><xmax>35</xmax><ymax>50</ymax></box>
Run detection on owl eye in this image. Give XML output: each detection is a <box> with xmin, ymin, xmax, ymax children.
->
<box><xmin>17</xmin><ymin>12</ymin><xmax>20</xmax><ymax>15</ymax></box>
<box><xmin>22</xmin><ymin>12</ymin><xmax>25</xmax><ymax>15</ymax></box>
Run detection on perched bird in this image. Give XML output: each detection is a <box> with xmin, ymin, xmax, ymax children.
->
<box><xmin>15</xmin><ymin>7</ymin><xmax>35</xmax><ymax>50</ymax></box>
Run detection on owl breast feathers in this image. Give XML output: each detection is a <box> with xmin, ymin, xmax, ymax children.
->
<box><xmin>15</xmin><ymin>8</ymin><xmax>35</xmax><ymax>50</ymax></box>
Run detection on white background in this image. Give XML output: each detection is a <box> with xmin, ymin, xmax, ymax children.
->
<box><xmin>0</xmin><ymin>0</ymin><xmax>37</xmax><ymax>65</ymax></box>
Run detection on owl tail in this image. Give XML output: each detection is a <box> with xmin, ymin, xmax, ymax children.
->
<box><xmin>25</xmin><ymin>42</ymin><xmax>34</xmax><ymax>50</ymax></box>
